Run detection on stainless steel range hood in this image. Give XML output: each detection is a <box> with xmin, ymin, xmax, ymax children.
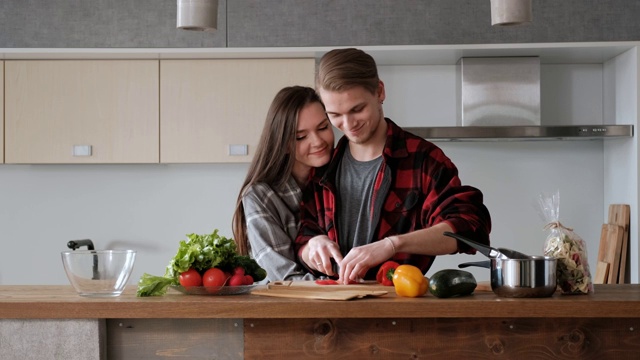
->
<box><xmin>406</xmin><ymin>56</ymin><xmax>634</xmax><ymax>141</ymax></box>
<box><xmin>406</xmin><ymin>125</ymin><xmax>634</xmax><ymax>141</ymax></box>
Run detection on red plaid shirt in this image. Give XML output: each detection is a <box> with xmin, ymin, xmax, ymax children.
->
<box><xmin>295</xmin><ymin>119</ymin><xmax>491</xmax><ymax>278</ymax></box>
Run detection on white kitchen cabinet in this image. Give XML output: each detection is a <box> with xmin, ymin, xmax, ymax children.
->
<box><xmin>0</xmin><ymin>61</ymin><xmax>4</xmax><ymax>164</ymax></box>
<box><xmin>160</xmin><ymin>58</ymin><xmax>315</xmax><ymax>163</ymax></box>
<box><xmin>4</xmin><ymin>60</ymin><xmax>159</xmax><ymax>164</ymax></box>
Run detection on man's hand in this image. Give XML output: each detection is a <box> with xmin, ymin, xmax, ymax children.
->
<box><xmin>303</xmin><ymin>235</ymin><xmax>343</xmax><ymax>276</ymax></box>
<box><xmin>338</xmin><ymin>238</ymin><xmax>395</xmax><ymax>284</ymax></box>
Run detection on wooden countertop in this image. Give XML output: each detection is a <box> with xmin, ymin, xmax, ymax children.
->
<box><xmin>2</xmin><ymin>284</ymin><xmax>640</xmax><ymax>319</ymax></box>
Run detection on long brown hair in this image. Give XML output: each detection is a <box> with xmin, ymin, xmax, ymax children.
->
<box><xmin>316</xmin><ymin>48</ymin><xmax>380</xmax><ymax>94</ymax></box>
<box><xmin>232</xmin><ymin>86</ymin><xmax>324</xmax><ymax>255</ymax></box>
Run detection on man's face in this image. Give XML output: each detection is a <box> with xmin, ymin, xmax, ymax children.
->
<box><xmin>318</xmin><ymin>83</ymin><xmax>385</xmax><ymax>145</ymax></box>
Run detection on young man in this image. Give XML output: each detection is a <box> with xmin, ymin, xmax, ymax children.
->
<box><xmin>295</xmin><ymin>48</ymin><xmax>492</xmax><ymax>284</ymax></box>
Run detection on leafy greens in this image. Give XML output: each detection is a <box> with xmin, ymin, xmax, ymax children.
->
<box><xmin>136</xmin><ymin>229</ymin><xmax>266</xmax><ymax>297</ymax></box>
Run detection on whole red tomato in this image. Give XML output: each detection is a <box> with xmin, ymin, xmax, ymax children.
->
<box><xmin>228</xmin><ymin>273</ymin><xmax>245</xmax><ymax>286</ymax></box>
<box><xmin>233</xmin><ymin>266</ymin><xmax>245</xmax><ymax>276</ymax></box>
<box><xmin>243</xmin><ymin>275</ymin><xmax>254</xmax><ymax>285</ymax></box>
<box><xmin>202</xmin><ymin>268</ymin><xmax>227</xmax><ymax>287</ymax></box>
<box><xmin>179</xmin><ymin>268</ymin><xmax>202</xmax><ymax>287</ymax></box>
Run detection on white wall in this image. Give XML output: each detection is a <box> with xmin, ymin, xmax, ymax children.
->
<box><xmin>0</xmin><ymin>145</ymin><xmax>605</xmax><ymax>285</ymax></box>
<box><xmin>0</xmin><ymin>62</ymin><xmax>630</xmax><ymax>285</ymax></box>
<box><xmin>0</xmin><ymin>164</ymin><xmax>248</xmax><ymax>285</ymax></box>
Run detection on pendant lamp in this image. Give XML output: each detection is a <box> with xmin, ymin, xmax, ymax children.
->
<box><xmin>177</xmin><ymin>0</ymin><xmax>218</xmax><ymax>31</ymax></box>
<box><xmin>490</xmin><ymin>0</ymin><xmax>532</xmax><ymax>26</ymax></box>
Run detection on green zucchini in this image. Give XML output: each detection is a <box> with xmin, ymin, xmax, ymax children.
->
<box><xmin>428</xmin><ymin>269</ymin><xmax>477</xmax><ymax>298</ymax></box>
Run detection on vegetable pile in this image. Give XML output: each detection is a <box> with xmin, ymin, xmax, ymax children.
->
<box><xmin>376</xmin><ymin>261</ymin><xmax>477</xmax><ymax>298</ymax></box>
<box><xmin>136</xmin><ymin>230</ymin><xmax>267</xmax><ymax>297</ymax></box>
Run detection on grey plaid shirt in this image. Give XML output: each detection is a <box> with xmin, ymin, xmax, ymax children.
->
<box><xmin>242</xmin><ymin>176</ymin><xmax>316</xmax><ymax>282</ymax></box>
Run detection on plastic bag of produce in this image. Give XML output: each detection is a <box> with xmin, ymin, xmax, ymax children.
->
<box><xmin>536</xmin><ymin>190</ymin><xmax>593</xmax><ymax>294</ymax></box>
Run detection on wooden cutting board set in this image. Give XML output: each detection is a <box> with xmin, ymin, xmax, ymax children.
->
<box><xmin>594</xmin><ymin>204</ymin><xmax>630</xmax><ymax>284</ymax></box>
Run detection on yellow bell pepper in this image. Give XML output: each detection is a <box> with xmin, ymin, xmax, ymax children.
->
<box><xmin>392</xmin><ymin>264</ymin><xmax>429</xmax><ymax>297</ymax></box>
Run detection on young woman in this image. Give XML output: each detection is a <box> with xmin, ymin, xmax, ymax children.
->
<box><xmin>232</xmin><ymin>86</ymin><xmax>334</xmax><ymax>282</ymax></box>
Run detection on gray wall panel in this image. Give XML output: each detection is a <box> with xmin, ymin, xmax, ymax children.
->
<box><xmin>1</xmin><ymin>0</ymin><xmax>640</xmax><ymax>48</ymax></box>
<box><xmin>228</xmin><ymin>0</ymin><xmax>640</xmax><ymax>47</ymax></box>
<box><xmin>0</xmin><ymin>0</ymin><xmax>226</xmax><ymax>48</ymax></box>
<box><xmin>228</xmin><ymin>0</ymin><xmax>488</xmax><ymax>47</ymax></box>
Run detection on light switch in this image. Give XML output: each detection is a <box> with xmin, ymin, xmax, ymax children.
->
<box><xmin>228</xmin><ymin>144</ymin><xmax>248</xmax><ymax>156</ymax></box>
<box><xmin>72</xmin><ymin>145</ymin><xmax>92</xmax><ymax>157</ymax></box>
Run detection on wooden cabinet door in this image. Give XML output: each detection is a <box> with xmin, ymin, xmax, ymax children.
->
<box><xmin>0</xmin><ymin>61</ymin><xmax>3</xmax><ymax>164</ymax></box>
<box><xmin>5</xmin><ymin>60</ymin><xmax>159</xmax><ymax>164</ymax></box>
<box><xmin>160</xmin><ymin>58</ymin><xmax>315</xmax><ymax>163</ymax></box>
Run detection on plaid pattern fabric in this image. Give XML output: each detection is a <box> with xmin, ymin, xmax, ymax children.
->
<box><xmin>243</xmin><ymin>177</ymin><xmax>316</xmax><ymax>282</ymax></box>
<box><xmin>296</xmin><ymin>119</ymin><xmax>491</xmax><ymax>277</ymax></box>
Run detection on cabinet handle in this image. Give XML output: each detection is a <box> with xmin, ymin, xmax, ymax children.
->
<box><xmin>228</xmin><ymin>144</ymin><xmax>248</xmax><ymax>156</ymax></box>
<box><xmin>72</xmin><ymin>145</ymin><xmax>93</xmax><ymax>157</ymax></box>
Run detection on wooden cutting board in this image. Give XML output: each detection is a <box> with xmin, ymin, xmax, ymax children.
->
<box><xmin>251</xmin><ymin>288</ymin><xmax>388</xmax><ymax>301</ymax></box>
<box><xmin>594</xmin><ymin>261</ymin><xmax>610</xmax><ymax>284</ymax></box>
<box><xmin>609</xmin><ymin>204</ymin><xmax>630</xmax><ymax>284</ymax></box>
<box><xmin>268</xmin><ymin>280</ymin><xmax>390</xmax><ymax>291</ymax></box>
<box><xmin>252</xmin><ymin>281</ymin><xmax>388</xmax><ymax>301</ymax></box>
<box><xmin>596</xmin><ymin>223</ymin><xmax>624</xmax><ymax>284</ymax></box>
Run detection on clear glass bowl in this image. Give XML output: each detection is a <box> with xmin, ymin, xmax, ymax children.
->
<box><xmin>61</xmin><ymin>250</ymin><xmax>137</xmax><ymax>297</ymax></box>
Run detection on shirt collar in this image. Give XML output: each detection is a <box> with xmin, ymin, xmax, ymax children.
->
<box><xmin>314</xmin><ymin>118</ymin><xmax>409</xmax><ymax>185</ymax></box>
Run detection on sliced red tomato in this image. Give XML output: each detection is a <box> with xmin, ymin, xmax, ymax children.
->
<box><xmin>202</xmin><ymin>267</ymin><xmax>227</xmax><ymax>287</ymax></box>
<box><xmin>179</xmin><ymin>268</ymin><xmax>203</xmax><ymax>287</ymax></box>
<box><xmin>315</xmin><ymin>278</ymin><xmax>361</xmax><ymax>285</ymax></box>
<box><xmin>315</xmin><ymin>279</ymin><xmax>340</xmax><ymax>285</ymax></box>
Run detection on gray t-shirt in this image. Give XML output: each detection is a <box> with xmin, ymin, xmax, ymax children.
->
<box><xmin>336</xmin><ymin>147</ymin><xmax>383</xmax><ymax>256</ymax></box>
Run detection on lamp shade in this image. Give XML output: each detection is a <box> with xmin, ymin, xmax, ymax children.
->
<box><xmin>490</xmin><ymin>0</ymin><xmax>532</xmax><ymax>26</ymax></box>
<box><xmin>177</xmin><ymin>0</ymin><xmax>218</xmax><ymax>31</ymax></box>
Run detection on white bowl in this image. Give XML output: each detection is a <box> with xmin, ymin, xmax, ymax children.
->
<box><xmin>61</xmin><ymin>250</ymin><xmax>136</xmax><ymax>297</ymax></box>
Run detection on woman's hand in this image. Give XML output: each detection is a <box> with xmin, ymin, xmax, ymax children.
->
<box><xmin>338</xmin><ymin>237</ymin><xmax>396</xmax><ymax>284</ymax></box>
<box><xmin>303</xmin><ymin>235</ymin><xmax>343</xmax><ymax>276</ymax></box>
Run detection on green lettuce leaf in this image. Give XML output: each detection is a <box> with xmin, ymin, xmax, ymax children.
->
<box><xmin>136</xmin><ymin>273</ymin><xmax>173</xmax><ymax>297</ymax></box>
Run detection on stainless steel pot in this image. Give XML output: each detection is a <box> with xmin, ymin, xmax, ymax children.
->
<box><xmin>444</xmin><ymin>231</ymin><xmax>557</xmax><ymax>298</ymax></box>
<box><xmin>458</xmin><ymin>258</ymin><xmax>557</xmax><ymax>298</ymax></box>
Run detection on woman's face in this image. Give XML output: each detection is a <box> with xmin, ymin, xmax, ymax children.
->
<box><xmin>294</xmin><ymin>102</ymin><xmax>334</xmax><ymax>170</ymax></box>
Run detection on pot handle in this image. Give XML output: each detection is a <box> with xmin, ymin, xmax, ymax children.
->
<box><xmin>443</xmin><ymin>231</ymin><xmax>500</xmax><ymax>259</ymax></box>
<box><xmin>458</xmin><ymin>260</ymin><xmax>491</xmax><ymax>269</ymax></box>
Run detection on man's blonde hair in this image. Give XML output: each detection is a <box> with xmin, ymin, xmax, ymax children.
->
<box><xmin>316</xmin><ymin>48</ymin><xmax>380</xmax><ymax>95</ymax></box>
